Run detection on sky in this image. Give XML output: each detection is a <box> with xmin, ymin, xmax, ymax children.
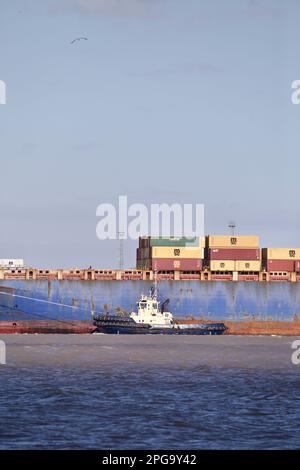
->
<box><xmin>0</xmin><ymin>0</ymin><xmax>300</xmax><ymax>268</ymax></box>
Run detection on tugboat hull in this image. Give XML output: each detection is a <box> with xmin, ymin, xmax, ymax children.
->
<box><xmin>93</xmin><ymin>316</ymin><xmax>227</xmax><ymax>335</ymax></box>
<box><xmin>95</xmin><ymin>326</ymin><xmax>226</xmax><ymax>335</ymax></box>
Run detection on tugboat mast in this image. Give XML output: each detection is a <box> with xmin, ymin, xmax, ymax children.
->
<box><xmin>153</xmin><ymin>262</ymin><xmax>158</xmax><ymax>300</ymax></box>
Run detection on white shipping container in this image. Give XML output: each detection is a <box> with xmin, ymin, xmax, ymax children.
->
<box><xmin>235</xmin><ymin>260</ymin><xmax>261</xmax><ymax>272</ymax></box>
<box><xmin>209</xmin><ymin>260</ymin><xmax>235</xmax><ymax>271</ymax></box>
<box><xmin>262</xmin><ymin>248</ymin><xmax>300</xmax><ymax>260</ymax></box>
<box><xmin>151</xmin><ymin>246</ymin><xmax>204</xmax><ymax>259</ymax></box>
<box><xmin>207</xmin><ymin>235</ymin><xmax>259</xmax><ymax>248</ymax></box>
<box><xmin>0</xmin><ymin>259</ymin><xmax>25</xmax><ymax>269</ymax></box>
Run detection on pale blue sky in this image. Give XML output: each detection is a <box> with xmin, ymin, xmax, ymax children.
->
<box><xmin>0</xmin><ymin>0</ymin><xmax>299</xmax><ymax>268</ymax></box>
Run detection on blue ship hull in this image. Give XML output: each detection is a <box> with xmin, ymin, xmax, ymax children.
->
<box><xmin>0</xmin><ymin>280</ymin><xmax>300</xmax><ymax>322</ymax></box>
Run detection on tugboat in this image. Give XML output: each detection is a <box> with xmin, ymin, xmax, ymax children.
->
<box><xmin>93</xmin><ymin>285</ymin><xmax>227</xmax><ymax>335</ymax></box>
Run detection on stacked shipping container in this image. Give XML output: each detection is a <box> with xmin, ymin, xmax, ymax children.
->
<box><xmin>208</xmin><ymin>248</ymin><xmax>260</xmax><ymax>261</ymax></box>
<box><xmin>136</xmin><ymin>237</ymin><xmax>204</xmax><ymax>271</ymax></box>
<box><xmin>137</xmin><ymin>236</ymin><xmax>300</xmax><ymax>275</ymax></box>
<box><xmin>207</xmin><ymin>236</ymin><xmax>260</xmax><ymax>248</ymax></box>
<box><xmin>262</xmin><ymin>248</ymin><xmax>300</xmax><ymax>272</ymax></box>
<box><xmin>205</xmin><ymin>235</ymin><xmax>261</xmax><ymax>272</ymax></box>
<box><xmin>140</xmin><ymin>237</ymin><xmax>201</xmax><ymax>247</ymax></box>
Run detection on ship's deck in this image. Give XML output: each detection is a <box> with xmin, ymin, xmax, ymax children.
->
<box><xmin>0</xmin><ymin>268</ymin><xmax>299</xmax><ymax>282</ymax></box>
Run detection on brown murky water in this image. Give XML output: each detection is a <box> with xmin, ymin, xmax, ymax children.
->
<box><xmin>0</xmin><ymin>335</ymin><xmax>299</xmax><ymax>449</ymax></box>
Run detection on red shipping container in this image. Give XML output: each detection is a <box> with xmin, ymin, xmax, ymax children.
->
<box><xmin>266</xmin><ymin>260</ymin><xmax>295</xmax><ymax>272</ymax></box>
<box><xmin>139</xmin><ymin>237</ymin><xmax>149</xmax><ymax>248</ymax></box>
<box><xmin>150</xmin><ymin>258</ymin><xmax>202</xmax><ymax>271</ymax></box>
<box><xmin>208</xmin><ymin>248</ymin><xmax>260</xmax><ymax>261</ymax></box>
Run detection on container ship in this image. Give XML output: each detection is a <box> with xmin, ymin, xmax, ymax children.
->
<box><xmin>1</xmin><ymin>235</ymin><xmax>300</xmax><ymax>335</ymax></box>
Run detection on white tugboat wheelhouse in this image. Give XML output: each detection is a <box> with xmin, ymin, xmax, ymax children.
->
<box><xmin>130</xmin><ymin>291</ymin><xmax>174</xmax><ymax>328</ymax></box>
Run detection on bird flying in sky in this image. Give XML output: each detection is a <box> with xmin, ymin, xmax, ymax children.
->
<box><xmin>70</xmin><ymin>37</ymin><xmax>88</xmax><ymax>44</ymax></box>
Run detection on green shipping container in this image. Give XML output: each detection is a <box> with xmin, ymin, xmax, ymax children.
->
<box><xmin>148</xmin><ymin>237</ymin><xmax>200</xmax><ymax>247</ymax></box>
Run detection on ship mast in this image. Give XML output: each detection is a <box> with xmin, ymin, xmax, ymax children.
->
<box><xmin>228</xmin><ymin>221</ymin><xmax>236</xmax><ymax>236</ymax></box>
<box><xmin>153</xmin><ymin>261</ymin><xmax>158</xmax><ymax>300</ymax></box>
